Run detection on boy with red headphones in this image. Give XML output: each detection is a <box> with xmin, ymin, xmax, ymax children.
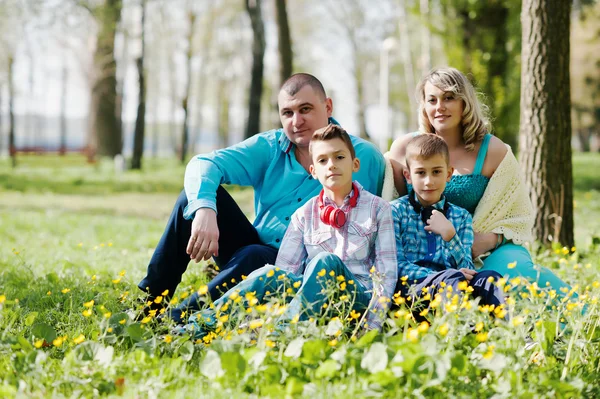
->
<box><xmin>183</xmin><ymin>124</ymin><xmax>397</xmax><ymax>337</ymax></box>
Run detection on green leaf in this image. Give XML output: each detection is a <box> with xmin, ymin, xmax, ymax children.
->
<box><xmin>126</xmin><ymin>323</ymin><xmax>144</xmax><ymax>342</ymax></box>
<box><xmin>220</xmin><ymin>351</ymin><xmax>246</xmax><ymax>379</ymax></box>
<box><xmin>361</xmin><ymin>342</ymin><xmax>388</xmax><ymax>373</ymax></box>
<box><xmin>17</xmin><ymin>336</ymin><xmax>33</xmax><ymax>352</ymax></box>
<box><xmin>285</xmin><ymin>377</ymin><xmax>305</xmax><ymax>396</ymax></box>
<box><xmin>367</xmin><ymin>370</ymin><xmax>397</xmax><ymax>387</ymax></box>
<box><xmin>355</xmin><ymin>329</ymin><xmax>379</xmax><ymax>348</ymax></box>
<box><xmin>45</xmin><ymin>272</ymin><xmax>59</xmax><ymax>284</ymax></box>
<box><xmin>315</xmin><ymin>359</ymin><xmax>341</xmax><ymax>379</ymax></box>
<box><xmin>178</xmin><ymin>341</ymin><xmax>194</xmax><ymax>362</ymax></box>
<box><xmin>300</xmin><ymin>339</ymin><xmax>328</xmax><ymax>365</ymax></box>
<box><xmin>451</xmin><ymin>353</ymin><xmax>467</xmax><ymax>373</ymax></box>
<box><xmin>31</xmin><ymin>323</ymin><xmax>57</xmax><ymax>343</ymax></box>
<box><xmin>24</xmin><ymin>312</ymin><xmax>38</xmax><ymax>327</ymax></box>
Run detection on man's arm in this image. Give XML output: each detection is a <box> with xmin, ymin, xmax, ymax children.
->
<box><xmin>352</xmin><ymin>138</ymin><xmax>385</xmax><ymax>196</ymax></box>
<box><xmin>274</xmin><ymin>208</ymin><xmax>308</xmax><ymax>275</ymax></box>
<box><xmin>365</xmin><ymin>202</ymin><xmax>397</xmax><ymax>331</ymax></box>
<box><xmin>183</xmin><ymin>132</ymin><xmax>275</xmax><ymax>219</ymax></box>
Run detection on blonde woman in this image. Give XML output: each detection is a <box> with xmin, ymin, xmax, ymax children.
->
<box><xmin>385</xmin><ymin>67</ymin><xmax>573</xmax><ymax>294</ymax></box>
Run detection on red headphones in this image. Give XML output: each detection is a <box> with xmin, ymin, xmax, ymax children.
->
<box><xmin>318</xmin><ymin>183</ymin><xmax>359</xmax><ymax>228</ymax></box>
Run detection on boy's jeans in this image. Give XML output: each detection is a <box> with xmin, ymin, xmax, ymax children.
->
<box><xmin>187</xmin><ymin>253</ymin><xmax>372</xmax><ymax>334</ymax></box>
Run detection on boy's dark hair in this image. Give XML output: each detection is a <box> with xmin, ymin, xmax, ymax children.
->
<box><xmin>405</xmin><ymin>133</ymin><xmax>450</xmax><ymax>169</ymax></box>
<box><xmin>309</xmin><ymin>124</ymin><xmax>356</xmax><ymax>159</ymax></box>
<box><xmin>281</xmin><ymin>73</ymin><xmax>327</xmax><ymax>101</ymax></box>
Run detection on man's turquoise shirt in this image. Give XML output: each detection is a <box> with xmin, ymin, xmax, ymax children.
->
<box><xmin>183</xmin><ymin>123</ymin><xmax>385</xmax><ymax>249</ymax></box>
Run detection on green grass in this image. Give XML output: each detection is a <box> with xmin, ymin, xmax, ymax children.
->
<box><xmin>0</xmin><ymin>153</ymin><xmax>599</xmax><ymax>398</ymax></box>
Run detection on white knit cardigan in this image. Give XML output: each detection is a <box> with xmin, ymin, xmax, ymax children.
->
<box><xmin>381</xmin><ymin>145</ymin><xmax>534</xmax><ymax>244</ymax></box>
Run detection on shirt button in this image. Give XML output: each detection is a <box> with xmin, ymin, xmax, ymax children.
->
<box><xmin>297</xmin><ymin>198</ymin><xmax>302</xmax><ymax>202</ymax></box>
<box><xmin>308</xmin><ymin>176</ymin><xmax>313</xmax><ymax>180</ymax></box>
<box><xmin>429</xmin><ymin>253</ymin><xmax>433</xmax><ymax>256</ymax></box>
<box><xmin>285</xmin><ymin>217</ymin><xmax>289</xmax><ymax>221</ymax></box>
<box><xmin>276</xmin><ymin>238</ymin><xmax>280</xmax><ymax>243</ymax></box>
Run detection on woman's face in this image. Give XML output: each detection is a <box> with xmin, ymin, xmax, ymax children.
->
<box><xmin>423</xmin><ymin>81</ymin><xmax>464</xmax><ymax>136</ymax></box>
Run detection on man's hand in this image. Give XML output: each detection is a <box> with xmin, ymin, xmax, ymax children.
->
<box><xmin>187</xmin><ymin>208</ymin><xmax>219</xmax><ymax>262</ymax></box>
<box><xmin>472</xmin><ymin>232</ymin><xmax>497</xmax><ymax>258</ymax></box>
<box><xmin>459</xmin><ymin>268</ymin><xmax>477</xmax><ymax>281</ymax></box>
<box><xmin>424</xmin><ymin>210</ymin><xmax>456</xmax><ymax>241</ymax></box>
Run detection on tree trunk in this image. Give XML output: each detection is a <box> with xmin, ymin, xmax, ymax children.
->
<box><xmin>217</xmin><ymin>79</ymin><xmax>230</xmax><ymax>148</ymax></box>
<box><xmin>92</xmin><ymin>0</ymin><xmax>123</xmax><ymax>158</ymax></box>
<box><xmin>245</xmin><ymin>0</ymin><xmax>266</xmax><ymax>139</ymax></box>
<box><xmin>519</xmin><ymin>0</ymin><xmax>573</xmax><ymax>247</ymax></box>
<box><xmin>180</xmin><ymin>10</ymin><xmax>196</xmax><ymax>164</ymax></box>
<box><xmin>8</xmin><ymin>56</ymin><xmax>16</xmax><ymax>168</ymax></box>
<box><xmin>59</xmin><ymin>61</ymin><xmax>68</xmax><ymax>156</ymax></box>
<box><xmin>274</xmin><ymin>0</ymin><xmax>293</xmax><ymax>84</ymax></box>
<box><xmin>131</xmin><ymin>0</ymin><xmax>146</xmax><ymax>170</ymax></box>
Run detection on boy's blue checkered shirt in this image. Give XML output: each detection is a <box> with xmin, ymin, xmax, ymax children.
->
<box><xmin>390</xmin><ymin>195</ymin><xmax>475</xmax><ymax>283</ymax></box>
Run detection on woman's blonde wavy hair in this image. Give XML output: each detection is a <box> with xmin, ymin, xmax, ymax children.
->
<box><xmin>416</xmin><ymin>67</ymin><xmax>490</xmax><ymax>152</ymax></box>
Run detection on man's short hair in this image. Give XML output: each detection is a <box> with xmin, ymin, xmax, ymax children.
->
<box><xmin>309</xmin><ymin>124</ymin><xmax>356</xmax><ymax>159</ymax></box>
<box><xmin>280</xmin><ymin>73</ymin><xmax>327</xmax><ymax>101</ymax></box>
<box><xmin>405</xmin><ymin>134</ymin><xmax>450</xmax><ymax>169</ymax></box>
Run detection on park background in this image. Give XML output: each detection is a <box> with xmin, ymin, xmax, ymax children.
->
<box><xmin>1</xmin><ymin>0</ymin><xmax>600</xmax><ymax>398</ymax></box>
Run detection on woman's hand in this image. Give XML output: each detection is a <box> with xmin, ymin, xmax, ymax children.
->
<box><xmin>472</xmin><ymin>232</ymin><xmax>498</xmax><ymax>258</ymax></box>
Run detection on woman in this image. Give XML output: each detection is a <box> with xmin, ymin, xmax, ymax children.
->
<box><xmin>385</xmin><ymin>67</ymin><xmax>573</xmax><ymax>294</ymax></box>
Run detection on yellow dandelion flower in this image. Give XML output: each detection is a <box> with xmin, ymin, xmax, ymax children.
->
<box><xmin>317</xmin><ymin>269</ymin><xmax>326</xmax><ymax>277</ymax></box>
<box><xmin>249</xmin><ymin>319</ymin><xmax>264</xmax><ymax>329</ymax></box>
<box><xmin>241</xmin><ymin>275</ymin><xmax>247</xmax><ymax>280</ymax></box>
<box><xmin>141</xmin><ymin>316</ymin><xmax>152</xmax><ymax>324</ymax></box>
<box><xmin>512</xmin><ymin>316</ymin><xmax>524</xmax><ymax>327</ymax></box>
<box><xmin>339</xmin><ymin>295</ymin><xmax>348</xmax><ymax>301</ymax></box>
<box><xmin>476</xmin><ymin>332</ymin><xmax>488</xmax><ymax>342</ymax></box>
<box><xmin>329</xmin><ymin>270</ymin><xmax>335</xmax><ymax>277</ymax></box>
<box><xmin>119</xmin><ymin>270</ymin><xmax>126</xmax><ymax>277</ymax></box>
<box><xmin>107</xmin><ymin>327</ymin><xmax>113</xmax><ymax>333</ymax></box>
<box><xmin>34</xmin><ymin>340</ymin><xmax>44</xmax><ymax>349</ymax></box>
<box><xmin>219</xmin><ymin>315</ymin><xmax>229</xmax><ymax>323</ymax></box>
<box><xmin>474</xmin><ymin>322</ymin><xmax>484</xmax><ymax>332</ymax></box>
<box><xmin>483</xmin><ymin>345</ymin><xmax>495</xmax><ymax>360</ymax></box>
<box><xmin>164</xmin><ymin>335</ymin><xmax>173</xmax><ymax>343</ymax></box>
<box><xmin>329</xmin><ymin>339</ymin><xmax>338</xmax><ymax>347</ymax></box>
<box><xmin>112</xmin><ymin>278</ymin><xmax>121</xmax><ymax>284</ymax></box>
<box><xmin>417</xmin><ymin>321</ymin><xmax>429</xmax><ymax>333</ymax></box>
<box><xmin>291</xmin><ymin>314</ymin><xmax>300</xmax><ymax>324</ymax></box>
<box><xmin>457</xmin><ymin>281</ymin><xmax>469</xmax><ymax>291</ymax></box>
<box><xmin>53</xmin><ymin>337</ymin><xmax>64</xmax><ymax>347</ymax></box>
<box><xmin>339</xmin><ymin>282</ymin><xmax>347</xmax><ymax>291</ymax></box>
<box><xmin>46</xmin><ymin>291</ymin><xmax>52</xmax><ymax>296</ymax></box>
<box><xmin>348</xmin><ymin>280</ymin><xmax>354</xmax><ymax>285</ymax></box>
<box><xmin>83</xmin><ymin>300</ymin><xmax>95</xmax><ymax>308</ymax></box>
<box><xmin>61</xmin><ymin>288</ymin><xmax>71</xmax><ymax>294</ymax></box>
<box><xmin>293</xmin><ymin>281</ymin><xmax>301</xmax><ymax>288</ymax></box>
<box><xmin>438</xmin><ymin>323</ymin><xmax>449</xmax><ymax>337</ymax></box>
<box><xmin>73</xmin><ymin>334</ymin><xmax>85</xmax><ymax>345</ymax></box>
<box><xmin>154</xmin><ymin>296</ymin><xmax>163</xmax><ymax>304</ymax></box>
<box><xmin>322</xmin><ymin>303</ymin><xmax>328</xmax><ymax>309</ymax></box>
<box><xmin>82</xmin><ymin>309</ymin><xmax>92</xmax><ymax>317</ymax></box>
<box><xmin>265</xmin><ymin>339</ymin><xmax>276</xmax><ymax>348</ymax></box>
<box><xmin>198</xmin><ymin>285</ymin><xmax>209</xmax><ymax>295</ymax></box>
<box><xmin>407</xmin><ymin>328</ymin><xmax>419</xmax><ymax>343</ymax></box>
<box><xmin>119</xmin><ymin>319</ymin><xmax>127</xmax><ymax>325</ymax></box>
<box><xmin>266</xmin><ymin>269</ymin><xmax>275</xmax><ymax>278</ymax></box>
<box><xmin>507</xmin><ymin>261</ymin><xmax>517</xmax><ymax>269</ymax></box>
<box><xmin>103</xmin><ymin>312</ymin><xmax>112</xmax><ymax>318</ymax></box>
<box><xmin>419</xmin><ymin>308</ymin><xmax>429</xmax><ymax>317</ymax></box>
<box><xmin>561</xmin><ymin>247</ymin><xmax>569</xmax><ymax>255</ymax></box>
<box><xmin>277</xmin><ymin>274</ymin><xmax>285</xmax><ymax>280</ymax></box>
<box><xmin>78</xmin><ymin>243</ymin><xmax>83</xmax><ymax>247</ymax></box>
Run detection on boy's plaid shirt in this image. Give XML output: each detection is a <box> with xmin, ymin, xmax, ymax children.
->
<box><xmin>275</xmin><ymin>182</ymin><xmax>397</xmax><ymax>330</ymax></box>
<box><xmin>390</xmin><ymin>195</ymin><xmax>475</xmax><ymax>283</ymax></box>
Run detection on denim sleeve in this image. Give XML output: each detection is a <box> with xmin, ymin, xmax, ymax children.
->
<box><xmin>183</xmin><ymin>133</ymin><xmax>274</xmax><ymax>219</ymax></box>
<box><xmin>444</xmin><ymin>211</ymin><xmax>475</xmax><ymax>270</ymax></box>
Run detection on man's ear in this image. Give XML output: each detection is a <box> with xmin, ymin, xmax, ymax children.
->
<box><xmin>446</xmin><ymin>166</ymin><xmax>454</xmax><ymax>182</ymax></box>
<box><xmin>325</xmin><ymin>97</ymin><xmax>333</xmax><ymax>117</ymax></box>
<box><xmin>403</xmin><ymin>168</ymin><xmax>412</xmax><ymax>184</ymax></box>
<box><xmin>352</xmin><ymin>157</ymin><xmax>360</xmax><ymax>173</ymax></box>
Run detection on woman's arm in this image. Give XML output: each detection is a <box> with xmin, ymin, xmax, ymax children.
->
<box><xmin>385</xmin><ymin>134</ymin><xmax>416</xmax><ymax>197</ymax></box>
<box><xmin>472</xmin><ymin>135</ymin><xmax>510</xmax><ymax>257</ymax></box>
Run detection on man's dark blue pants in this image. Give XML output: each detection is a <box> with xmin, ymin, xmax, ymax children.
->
<box><xmin>138</xmin><ymin>187</ymin><xmax>278</xmax><ymax>323</ymax></box>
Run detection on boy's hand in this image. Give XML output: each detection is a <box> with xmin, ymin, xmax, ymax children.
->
<box><xmin>187</xmin><ymin>208</ymin><xmax>220</xmax><ymax>262</ymax></box>
<box><xmin>424</xmin><ymin>210</ymin><xmax>456</xmax><ymax>241</ymax></box>
<box><xmin>459</xmin><ymin>268</ymin><xmax>477</xmax><ymax>281</ymax></box>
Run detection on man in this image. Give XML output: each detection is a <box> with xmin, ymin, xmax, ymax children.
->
<box><xmin>138</xmin><ymin>73</ymin><xmax>385</xmax><ymax>323</ymax></box>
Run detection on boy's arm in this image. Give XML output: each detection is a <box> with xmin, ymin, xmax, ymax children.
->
<box><xmin>392</xmin><ymin>203</ymin><xmax>437</xmax><ymax>284</ymax></box>
<box><xmin>274</xmin><ymin>208</ymin><xmax>308</xmax><ymax>275</ymax></box>
<box><xmin>365</xmin><ymin>202</ymin><xmax>397</xmax><ymax>331</ymax></box>
<box><xmin>443</xmin><ymin>210</ymin><xmax>475</xmax><ymax>270</ymax></box>
<box><xmin>183</xmin><ymin>132</ymin><xmax>274</xmax><ymax>219</ymax></box>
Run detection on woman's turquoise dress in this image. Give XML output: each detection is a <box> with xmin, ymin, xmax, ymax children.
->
<box><xmin>408</xmin><ymin>134</ymin><xmax>572</xmax><ymax>293</ymax></box>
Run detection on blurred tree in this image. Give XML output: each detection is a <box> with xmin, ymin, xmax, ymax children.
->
<box><xmin>131</xmin><ymin>0</ymin><xmax>146</xmax><ymax>170</ymax></box>
<box><xmin>88</xmin><ymin>0</ymin><xmax>123</xmax><ymax>158</ymax></box>
<box><xmin>274</xmin><ymin>0</ymin><xmax>293</xmax><ymax>84</ymax></box>
<box><xmin>519</xmin><ymin>0</ymin><xmax>573</xmax><ymax>246</ymax></box>
<box><xmin>180</xmin><ymin>7</ymin><xmax>196</xmax><ymax>163</ymax></box>
<box><xmin>244</xmin><ymin>0</ymin><xmax>266</xmax><ymax>138</ymax></box>
<box><xmin>436</xmin><ymin>0</ymin><xmax>521</xmax><ymax>149</ymax></box>
<box><xmin>8</xmin><ymin>56</ymin><xmax>16</xmax><ymax>168</ymax></box>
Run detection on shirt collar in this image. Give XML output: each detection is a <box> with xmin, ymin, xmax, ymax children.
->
<box><xmin>277</xmin><ymin>116</ymin><xmax>341</xmax><ymax>154</ymax></box>
<box><xmin>408</xmin><ymin>190</ymin><xmax>446</xmax><ymax>214</ymax></box>
<box><xmin>322</xmin><ymin>181</ymin><xmax>363</xmax><ymax>207</ymax></box>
